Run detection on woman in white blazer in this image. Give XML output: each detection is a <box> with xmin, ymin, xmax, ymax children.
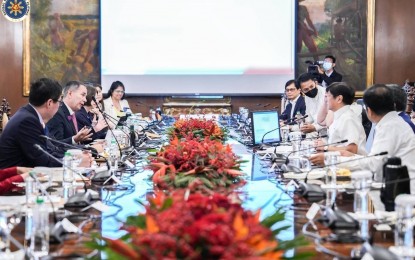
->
<box><xmin>103</xmin><ymin>81</ymin><xmax>131</xmax><ymax>126</ymax></box>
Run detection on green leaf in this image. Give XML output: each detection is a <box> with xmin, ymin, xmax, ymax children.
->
<box><xmin>271</xmin><ymin>225</ymin><xmax>291</xmax><ymax>236</ymax></box>
<box><xmin>160</xmin><ymin>197</ymin><xmax>173</xmax><ymax>211</ymax></box>
<box><xmin>199</xmin><ymin>177</ymin><xmax>214</xmax><ymax>189</ymax></box>
<box><xmin>282</xmin><ymin>251</ymin><xmax>315</xmax><ymax>260</ymax></box>
<box><xmin>277</xmin><ymin>236</ymin><xmax>309</xmax><ymax>251</ymax></box>
<box><xmin>125</xmin><ymin>215</ymin><xmax>146</xmax><ymax>228</ymax></box>
<box><xmin>261</xmin><ymin>210</ymin><xmax>286</xmax><ymax>228</ymax></box>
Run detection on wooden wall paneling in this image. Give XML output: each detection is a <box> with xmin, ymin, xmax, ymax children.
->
<box><xmin>2</xmin><ymin>1</ymin><xmax>415</xmax><ymax>116</ymax></box>
<box><xmin>0</xmin><ymin>18</ymin><xmax>27</xmax><ymax>114</ymax></box>
<box><xmin>374</xmin><ymin>0</ymin><xmax>415</xmax><ymax>84</ymax></box>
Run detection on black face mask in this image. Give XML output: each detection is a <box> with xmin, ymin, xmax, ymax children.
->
<box><xmin>304</xmin><ymin>87</ymin><xmax>318</xmax><ymax>98</ymax></box>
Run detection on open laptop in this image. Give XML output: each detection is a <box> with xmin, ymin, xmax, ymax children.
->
<box><xmin>251</xmin><ymin>110</ymin><xmax>281</xmax><ymax>146</ymax></box>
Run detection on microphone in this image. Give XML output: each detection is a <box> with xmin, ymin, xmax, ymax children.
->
<box><xmin>284</xmin><ymin>114</ymin><xmax>308</xmax><ymax>125</ymax></box>
<box><xmin>39</xmin><ymin>135</ymin><xmax>109</xmax><ymax>169</ymax></box>
<box><xmin>326</xmin><ymin>151</ymin><xmax>388</xmax><ymax>167</ymax></box>
<box><xmin>260</xmin><ymin>127</ymin><xmax>280</xmax><ymax>145</ymax></box>
<box><xmin>34</xmin><ymin>144</ymin><xmax>93</xmax><ymax>208</ymax></box>
<box><xmin>285</xmin><ymin>139</ymin><xmax>348</xmax><ymax>165</ymax></box>
<box><xmin>298</xmin><ymin>151</ymin><xmax>388</xmax><ymax>198</ymax></box>
<box><xmin>92</xmin><ymin>97</ymin><xmax>125</xmax><ymax>156</ymax></box>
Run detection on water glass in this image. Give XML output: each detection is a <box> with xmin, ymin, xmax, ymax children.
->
<box><xmin>300</xmin><ymin>142</ymin><xmax>313</xmax><ymax>157</ymax></box>
<box><xmin>289</xmin><ymin>131</ymin><xmax>302</xmax><ymax>156</ymax></box>
<box><xmin>67</xmin><ymin>149</ymin><xmax>83</xmax><ymax>168</ymax></box>
<box><xmin>394</xmin><ymin>194</ymin><xmax>415</xmax><ymax>256</ymax></box>
<box><xmin>0</xmin><ymin>205</ymin><xmax>21</xmax><ymax>258</ymax></box>
<box><xmin>281</xmin><ymin>127</ymin><xmax>289</xmax><ymax>143</ymax></box>
<box><xmin>324</xmin><ymin>152</ymin><xmax>340</xmax><ymax>187</ymax></box>
<box><xmin>288</xmin><ymin>156</ymin><xmax>311</xmax><ymax>172</ymax></box>
<box><xmin>25</xmin><ymin>177</ymin><xmax>37</xmax><ymax>206</ymax></box>
<box><xmin>352</xmin><ymin>170</ymin><xmax>372</xmax><ymax>214</ymax></box>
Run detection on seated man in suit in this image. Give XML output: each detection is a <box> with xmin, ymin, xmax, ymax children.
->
<box><xmin>47</xmin><ymin>81</ymin><xmax>93</xmax><ymax>144</ymax></box>
<box><xmin>0</xmin><ymin>78</ymin><xmax>92</xmax><ymax>168</ymax></box>
<box><xmin>317</xmin><ymin>55</ymin><xmax>343</xmax><ymax>88</ymax></box>
<box><xmin>280</xmin><ymin>79</ymin><xmax>306</xmax><ymax>123</ymax></box>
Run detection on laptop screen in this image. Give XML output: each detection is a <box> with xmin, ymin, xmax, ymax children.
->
<box><xmin>251</xmin><ymin>110</ymin><xmax>281</xmax><ymax>145</ymax></box>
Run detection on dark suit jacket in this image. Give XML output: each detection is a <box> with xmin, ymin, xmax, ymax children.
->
<box><xmin>0</xmin><ymin>105</ymin><xmax>64</xmax><ymax>168</ymax></box>
<box><xmin>399</xmin><ymin>112</ymin><xmax>415</xmax><ymax>134</ymax></box>
<box><xmin>75</xmin><ymin>107</ymin><xmax>107</xmax><ymax>141</ymax></box>
<box><xmin>47</xmin><ymin>103</ymin><xmax>77</xmax><ymax>144</ymax></box>
<box><xmin>280</xmin><ymin>95</ymin><xmax>306</xmax><ymax>121</ymax></box>
<box><xmin>318</xmin><ymin>69</ymin><xmax>343</xmax><ymax>86</ymax></box>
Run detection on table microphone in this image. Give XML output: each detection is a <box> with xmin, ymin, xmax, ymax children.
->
<box><xmin>39</xmin><ymin>135</ymin><xmax>110</xmax><ymax>170</ymax></box>
<box><xmin>34</xmin><ymin>144</ymin><xmax>93</xmax><ymax>208</ymax></box>
<box><xmin>284</xmin><ymin>139</ymin><xmax>348</xmax><ymax>165</ymax></box>
<box><xmin>283</xmin><ymin>114</ymin><xmax>308</xmax><ymax>125</ymax></box>
<box><xmin>298</xmin><ymin>151</ymin><xmax>388</xmax><ymax>198</ymax></box>
<box><xmin>260</xmin><ymin>127</ymin><xmax>280</xmax><ymax>145</ymax></box>
<box><xmin>92</xmin><ymin>97</ymin><xmax>125</xmax><ymax>156</ymax></box>
<box><xmin>325</xmin><ymin>151</ymin><xmax>388</xmax><ymax>168</ymax></box>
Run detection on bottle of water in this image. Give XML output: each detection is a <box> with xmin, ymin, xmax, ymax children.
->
<box><xmin>109</xmin><ymin>139</ymin><xmax>119</xmax><ymax>173</ymax></box>
<box><xmin>129</xmin><ymin>125</ymin><xmax>136</xmax><ymax>147</ymax></box>
<box><xmin>351</xmin><ymin>170</ymin><xmax>373</xmax><ymax>241</ymax></box>
<box><xmin>62</xmin><ymin>152</ymin><xmax>74</xmax><ymax>186</ymax></box>
<box><xmin>394</xmin><ymin>194</ymin><xmax>415</xmax><ymax>257</ymax></box>
<box><xmin>25</xmin><ymin>176</ymin><xmax>36</xmax><ymax>206</ymax></box>
<box><xmin>31</xmin><ymin>197</ymin><xmax>49</xmax><ymax>258</ymax></box>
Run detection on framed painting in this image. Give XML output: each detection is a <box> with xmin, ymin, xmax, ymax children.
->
<box><xmin>296</xmin><ymin>0</ymin><xmax>375</xmax><ymax>96</ymax></box>
<box><xmin>23</xmin><ymin>0</ymin><xmax>100</xmax><ymax>96</ymax></box>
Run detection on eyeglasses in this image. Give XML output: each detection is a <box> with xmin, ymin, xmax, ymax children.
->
<box><xmin>114</xmin><ymin>90</ymin><xmax>125</xmax><ymax>94</ymax></box>
<box><xmin>285</xmin><ymin>88</ymin><xmax>297</xmax><ymax>92</ymax></box>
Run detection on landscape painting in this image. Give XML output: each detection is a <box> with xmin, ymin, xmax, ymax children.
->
<box><xmin>296</xmin><ymin>0</ymin><xmax>374</xmax><ymax>93</ymax></box>
<box><xmin>24</xmin><ymin>0</ymin><xmax>100</xmax><ymax>95</ymax></box>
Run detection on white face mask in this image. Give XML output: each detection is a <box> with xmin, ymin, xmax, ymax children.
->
<box><xmin>323</xmin><ymin>62</ymin><xmax>332</xmax><ymax>71</ymax></box>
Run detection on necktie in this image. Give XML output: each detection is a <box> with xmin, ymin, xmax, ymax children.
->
<box><xmin>71</xmin><ymin>114</ymin><xmax>79</xmax><ymax>133</ymax></box>
<box><xmin>285</xmin><ymin>102</ymin><xmax>292</xmax><ymax>120</ymax></box>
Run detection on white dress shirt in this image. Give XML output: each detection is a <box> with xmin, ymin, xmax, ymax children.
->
<box><xmin>322</xmin><ymin>71</ymin><xmax>333</xmax><ymax>88</ymax></box>
<box><xmin>339</xmin><ymin>111</ymin><xmax>415</xmax><ymax>194</ymax></box>
<box><xmin>304</xmin><ymin>85</ymin><xmax>325</xmax><ymax>131</ymax></box>
<box><xmin>328</xmin><ymin>105</ymin><xmax>367</xmax><ymax>155</ymax></box>
<box><xmin>287</xmin><ymin>94</ymin><xmax>300</xmax><ymax>119</ymax></box>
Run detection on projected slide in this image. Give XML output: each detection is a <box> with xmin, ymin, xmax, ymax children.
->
<box><xmin>101</xmin><ymin>0</ymin><xmax>295</xmax><ymax>95</ymax></box>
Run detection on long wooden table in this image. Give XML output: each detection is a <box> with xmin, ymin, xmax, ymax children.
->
<box><xmin>6</xmin><ymin>136</ymin><xmax>396</xmax><ymax>259</ymax></box>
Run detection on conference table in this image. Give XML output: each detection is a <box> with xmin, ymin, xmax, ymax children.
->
<box><xmin>3</xmin><ymin>124</ymin><xmax>397</xmax><ymax>259</ymax></box>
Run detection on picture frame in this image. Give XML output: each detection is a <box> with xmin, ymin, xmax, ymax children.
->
<box><xmin>23</xmin><ymin>0</ymin><xmax>99</xmax><ymax>96</ymax></box>
<box><xmin>296</xmin><ymin>0</ymin><xmax>375</xmax><ymax>96</ymax></box>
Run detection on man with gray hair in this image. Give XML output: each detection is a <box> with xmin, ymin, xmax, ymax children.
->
<box><xmin>47</xmin><ymin>80</ymin><xmax>92</xmax><ymax>144</ymax></box>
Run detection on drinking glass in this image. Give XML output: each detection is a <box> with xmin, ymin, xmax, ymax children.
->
<box><xmin>324</xmin><ymin>152</ymin><xmax>340</xmax><ymax>187</ymax></box>
<box><xmin>0</xmin><ymin>205</ymin><xmax>22</xmax><ymax>258</ymax></box>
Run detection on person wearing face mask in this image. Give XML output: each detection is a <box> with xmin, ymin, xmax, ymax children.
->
<box><xmin>297</xmin><ymin>73</ymin><xmax>326</xmax><ymax>134</ymax></box>
<box><xmin>317</xmin><ymin>55</ymin><xmax>343</xmax><ymax>88</ymax></box>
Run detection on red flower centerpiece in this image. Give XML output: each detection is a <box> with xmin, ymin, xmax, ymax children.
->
<box><xmin>87</xmin><ymin>189</ymin><xmax>308</xmax><ymax>259</ymax></box>
<box><xmin>168</xmin><ymin>118</ymin><xmax>226</xmax><ymax>141</ymax></box>
<box><xmin>148</xmin><ymin>137</ymin><xmax>245</xmax><ymax>190</ymax></box>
